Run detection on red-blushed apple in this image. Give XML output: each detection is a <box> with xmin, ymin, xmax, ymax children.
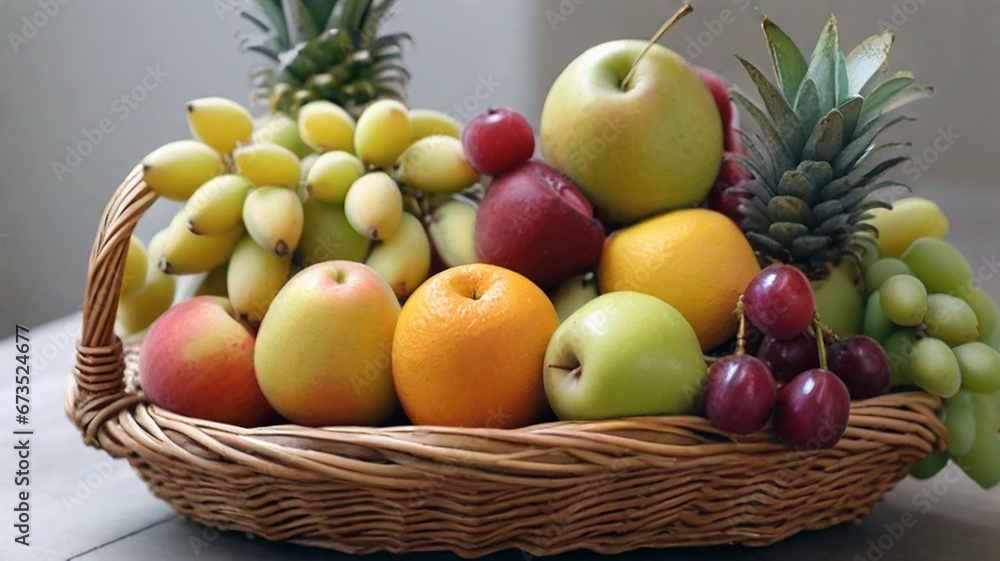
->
<box><xmin>706</xmin><ymin>161</ymin><xmax>753</xmax><ymax>224</ymax></box>
<box><xmin>691</xmin><ymin>64</ymin><xmax>741</xmax><ymax>153</ymax></box>
<box><xmin>138</xmin><ymin>296</ymin><xmax>276</xmax><ymax>427</ymax></box>
<box><xmin>254</xmin><ymin>260</ymin><xmax>401</xmax><ymax>426</ymax></box>
<box><xmin>475</xmin><ymin>160</ymin><xmax>604</xmax><ymax>289</ymax></box>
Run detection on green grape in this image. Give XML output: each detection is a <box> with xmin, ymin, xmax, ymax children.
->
<box><xmin>902</xmin><ymin>237</ymin><xmax>974</xmax><ymax>294</ymax></box>
<box><xmin>864</xmin><ymin>258</ymin><xmax>912</xmax><ymax>293</ymax></box>
<box><xmin>909</xmin><ymin>337</ymin><xmax>962</xmax><ymax>397</ymax></box>
<box><xmin>884</xmin><ymin>329</ymin><xmax>918</xmax><ymax>386</ymax></box>
<box><xmin>879</xmin><ymin>274</ymin><xmax>928</xmax><ymax>326</ymax></box>
<box><xmin>909</xmin><ymin>448</ymin><xmax>949</xmax><ymax>479</ymax></box>
<box><xmin>863</xmin><ymin>292</ymin><xmax>894</xmax><ymax>342</ymax></box>
<box><xmin>955</xmin><ymin>395</ymin><xmax>1000</xmax><ymax>489</ymax></box>
<box><xmin>924</xmin><ymin>293</ymin><xmax>981</xmax><ymax>345</ymax></box>
<box><xmin>954</xmin><ymin>342</ymin><xmax>1000</xmax><ymax>394</ymax></box>
<box><xmin>960</xmin><ymin>288</ymin><xmax>1000</xmax><ymax>341</ymax></box>
<box><xmin>944</xmin><ymin>390</ymin><xmax>976</xmax><ymax>456</ymax></box>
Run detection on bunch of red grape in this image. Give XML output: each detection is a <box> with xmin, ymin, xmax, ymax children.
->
<box><xmin>702</xmin><ymin>265</ymin><xmax>893</xmax><ymax>449</ymax></box>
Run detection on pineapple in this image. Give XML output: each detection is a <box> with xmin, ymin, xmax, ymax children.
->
<box><xmin>238</xmin><ymin>0</ymin><xmax>410</xmax><ymax>116</ymax></box>
<box><xmin>732</xmin><ymin>15</ymin><xmax>931</xmax><ymax>333</ymax></box>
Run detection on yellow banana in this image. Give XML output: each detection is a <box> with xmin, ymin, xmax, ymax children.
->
<box><xmin>141</xmin><ymin>140</ymin><xmax>225</xmax><ymax>201</ymax></box>
<box><xmin>233</xmin><ymin>143</ymin><xmax>301</xmax><ymax>189</ymax></box>
<box><xmin>227</xmin><ymin>236</ymin><xmax>292</xmax><ymax>324</ymax></box>
<box><xmin>242</xmin><ymin>186</ymin><xmax>304</xmax><ymax>255</ymax></box>
<box><xmin>354</xmin><ymin>99</ymin><xmax>411</xmax><ymax>168</ymax></box>
<box><xmin>344</xmin><ymin>172</ymin><xmax>403</xmax><ymax>241</ymax></box>
<box><xmin>182</xmin><ymin>174</ymin><xmax>253</xmax><ymax>235</ymax></box>
<box><xmin>121</xmin><ymin>235</ymin><xmax>149</xmax><ymax>296</ymax></box>
<box><xmin>396</xmin><ymin>135</ymin><xmax>478</xmax><ymax>194</ymax></box>
<box><xmin>409</xmin><ymin>108</ymin><xmax>462</xmax><ymax>141</ymax></box>
<box><xmin>365</xmin><ymin>212</ymin><xmax>431</xmax><ymax>299</ymax></box>
<box><xmin>159</xmin><ymin>212</ymin><xmax>243</xmax><ymax>274</ymax></box>
<box><xmin>298</xmin><ymin>100</ymin><xmax>355</xmax><ymax>153</ymax></box>
<box><xmin>186</xmin><ymin>96</ymin><xmax>253</xmax><ymax>154</ymax></box>
<box><xmin>296</xmin><ymin>196</ymin><xmax>371</xmax><ymax>267</ymax></box>
<box><xmin>427</xmin><ymin>198</ymin><xmax>478</xmax><ymax>268</ymax></box>
<box><xmin>305</xmin><ymin>151</ymin><xmax>365</xmax><ymax>204</ymax></box>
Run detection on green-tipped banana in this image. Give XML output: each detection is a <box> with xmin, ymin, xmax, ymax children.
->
<box><xmin>396</xmin><ymin>135</ymin><xmax>479</xmax><ymax>194</ymax></box>
<box><xmin>227</xmin><ymin>236</ymin><xmax>292</xmax><ymax>324</ymax></box>
<box><xmin>298</xmin><ymin>100</ymin><xmax>355</xmax><ymax>153</ymax></box>
<box><xmin>116</xmin><ymin>267</ymin><xmax>176</xmax><ymax>336</ymax></box>
<box><xmin>194</xmin><ymin>263</ymin><xmax>228</xmax><ymax>298</ymax></box>
<box><xmin>344</xmin><ymin>172</ymin><xmax>403</xmax><ymax>241</ymax></box>
<box><xmin>409</xmin><ymin>108</ymin><xmax>461</xmax><ymax>141</ymax></box>
<box><xmin>182</xmin><ymin>174</ymin><xmax>253</xmax><ymax>235</ymax></box>
<box><xmin>159</xmin><ymin>213</ymin><xmax>243</xmax><ymax>275</ymax></box>
<box><xmin>141</xmin><ymin>140</ymin><xmax>225</xmax><ymax>201</ymax></box>
<box><xmin>121</xmin><ymin>235</ymin><xmax>149</xmax><ymax>296</ymax></box>
<box><xmin>427</xmin><ymin>198</ymin><xmax>478</xmax><ymax>268</ymax></box>
<box><xmin>243</xmin><ymin>186</ymin><xmax>304</xmax><ymax>255</ymax></box>
<box><xmin>296</xmin><ymin>197</ymin><xmax>370</xmax><ymax>267</ymax></box>
<box><xmin>550</xmin><ymin>274</ymin><xmax>600</xmax><ymax>323</ymax></box>
<box><xmin>233</xmin><ymin>143</ymin><xmax>301</xmax><ymax>189</ymax></box>
<box><xmin>366</xmin><ymin>212</ymin><xmax>430</xmax><ymax>299</ymax></box>
<box><xmin>306</xmin><ymin>151</ymin><xmax>365</xmax><ymax>204</ymax></box>
<box><xmin>186</xmin><ymin>96</ymin><xmax>253</xmax><ymax>154</ymax></box>
<box><xmin>253</xmin><ymin>114</ymin><xmax>314</xmax><ymax>158</ymax></box>
<box><xmin>354</xmin><ymin>99</ymin><xmax>412</xmax><ymax>168</ymax></box>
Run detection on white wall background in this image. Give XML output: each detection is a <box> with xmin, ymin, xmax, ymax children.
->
<box><xmin>1</xmin><ymin>0</ymin><xmax>999</xmax><ymax>336</ymax></box>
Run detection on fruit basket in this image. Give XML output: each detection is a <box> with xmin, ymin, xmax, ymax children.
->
<box><xmin>67</xmin><ymin>166</ymin><xmax>947</xmax><ymax>557</ymax></box>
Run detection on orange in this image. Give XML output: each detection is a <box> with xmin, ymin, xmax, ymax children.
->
<box><xmin>597</xmin><ymin>208</ymin><xmax>760</xmax><ymax>351</ymax></box>
<box><xmin>392</xmin><ymin>264</ymin><xmax>559</xmax><ymax>428</ymax></box>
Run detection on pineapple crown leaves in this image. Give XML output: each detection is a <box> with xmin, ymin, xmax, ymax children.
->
<box><xmin>238</xmin><ymin>0</ymin><xmax>410</xmax><ymax>114</ymax></box>
<box><xmin>731</xmin><ymin>14</ymin><xmax>933</xmax><ymax>276</ymax></box>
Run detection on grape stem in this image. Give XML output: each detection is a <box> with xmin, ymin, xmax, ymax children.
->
<box><xmin>813</xmin><ymin>315</ymin><xmax>829</xmax><ymax>370</ymax></box>
<box><xmin>620</xmin><ymin>2</ymin><xmax>693</xmax><ymax>92</ymax></box>
<box><xmin>734</xmin><ymin>296</ymin><xmax>747</xmax><ymax>356</ymax></box>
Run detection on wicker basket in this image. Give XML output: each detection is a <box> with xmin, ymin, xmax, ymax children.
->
<box><xmin>67</xmin><ymin>167</ymin><xmax>948</xmax><ymax>558</ymax></box>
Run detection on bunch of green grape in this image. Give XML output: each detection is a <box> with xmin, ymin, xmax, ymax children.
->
<box><xmin>861</xmin><ymin>237</ymin><xmax>1000</xmax><ymax>488</ymax></box>
<box><xmin>116</xmin><ymin>97</ymin><xmax>481</xmax><ymax>336</ymax></box>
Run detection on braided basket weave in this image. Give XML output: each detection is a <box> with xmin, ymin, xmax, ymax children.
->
<box><xmin>67</xmin><ymin>167</ymin><xmax>947</xmax><ymax>557</ymax></box>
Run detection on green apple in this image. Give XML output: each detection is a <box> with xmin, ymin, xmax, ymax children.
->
<box><xmin>543</xmin><ymin>291</ymin><xmax>707</xmax><ymax>420</ymax></box>
<box><xmin>549</xmin><ymin>273</ymin><xmax>600</xmax><ymax>322</ymax></box>
<box><xmin>540</xmin><ymin>39</ymin><xmax>722</xmax><ymax>224</ymax></box>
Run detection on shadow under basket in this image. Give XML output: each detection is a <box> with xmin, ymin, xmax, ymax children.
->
<box><xmin>66</xmin><ymin>167</ymin><xmax>947</xmax><ymax>558</ymax></box>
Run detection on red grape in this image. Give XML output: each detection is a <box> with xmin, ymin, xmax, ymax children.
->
<box><xmin>743</xmin><ymin>265</ymin><xmax>817</xmax><ymax>340</ymax></box>
<box><xmin>773</xmin><ymin>369</ymin><xmax>851</xmax><ymax>449</ymax></box>
<box><xmin>701</xmin><ymin>355</ymin><xmax>777</xmax><ymax>435</ymax></box>
<box><xmin>827</xmin><ymin>335</ymin><xmax>892</xmax><ymax>400</ymax></box>
<box><xmin>757</xmin><ymin>333</ymin><xmax>820</xmax><ymax>383</ymax></box>
<box><xmin>461</xmin><ymin>107</ymin><xmax>535</xmax><ymax>176</ymax></box>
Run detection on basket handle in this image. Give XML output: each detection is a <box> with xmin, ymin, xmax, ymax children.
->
<box><xmin>71</xmin><ymin>166</ymin><xmax>158</xmax><ymax>446</ymax></box>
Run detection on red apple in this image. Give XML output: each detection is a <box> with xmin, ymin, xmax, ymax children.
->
<box><xmin>138</xmin><ymin>296</ymin><xmax>276</xmax><ymax>427</ymax></box>
<box><xmin>691</xmin><ymin>64</ymin><xmax>741</xmax><ymax>153</ymax></box>
<box><xmin>475</xmin><ymin>160</ymin><xmax>605</xmax><ymax>288</ymax></box>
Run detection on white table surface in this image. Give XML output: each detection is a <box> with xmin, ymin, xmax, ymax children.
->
<box><xmin>0</xmin><ymin>313</ymin><xmax>998</xmax><ymax>561</ymax></box>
